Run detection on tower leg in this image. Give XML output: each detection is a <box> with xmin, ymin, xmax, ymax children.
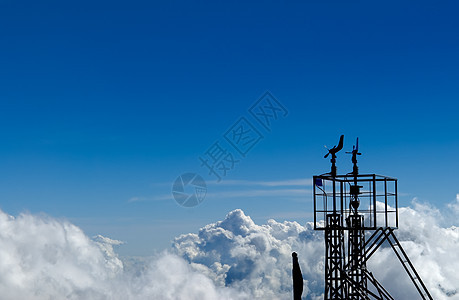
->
<box><xmin>325</xmin><ymin>213</ymin><xmax>346</xmax><ymax>299</ymax></box>
<box><xmin>347</xmin><ymin>214</ymin><xmax>367</xmax><ymax>299</ymax></box>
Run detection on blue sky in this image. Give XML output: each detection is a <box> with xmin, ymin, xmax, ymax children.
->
<box><xmin>0</xmin><ymin>0</ymin><xmax>458</xmax><ymax>255</ymax></box>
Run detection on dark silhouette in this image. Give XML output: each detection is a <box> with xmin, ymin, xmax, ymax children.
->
<box><xmin>323</xmin><ymin>134</ymin><xmax>344</xmax><ymax>159</ymax></box>
<box><xmin>346</xmin><ymin>137</ymin><xmax>362</xmax><ymax>213</ymax></box>
<box><xmin>346</xmin><ymin>137</ymin><xmax>361</xmax><ymax>166</ymax></box>
<box><xmin>313</xmin><ymin>137</ymin><xmax>433</xmax><ymax>299</ymax></box>
<box><xmin>292</xmin><ymin>252</ymin><xmax>303</xmax><ymax>300</ymax></box>
<box><xmin>324</xmin><ymin>135</ymin><xmax>344</xmax><ymax>178</ymax></box>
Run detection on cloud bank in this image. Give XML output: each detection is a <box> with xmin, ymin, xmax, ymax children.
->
<box><xmin>1</xmin><ymin>198</ymin><xmax>459</xmax><ymax>299</ymax></box>
<box><xmin>173</xmin><ymin>199</ymin><xmax>459</xmax><ymax>299</ymax></box>
<box><xmin>0</xmin><ymin>210</ymin><xmax>244</xmax><ymax>300</ymax></box>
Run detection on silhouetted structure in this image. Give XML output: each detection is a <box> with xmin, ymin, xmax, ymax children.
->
<box><xmin>324</xmin><ymin>134</ymin><xmax>344</xmax><ymax>178</ymax></box>
<box><xmin>292</xmin><ymin>252</ymin><xmax>303</xmax><ymax>300</ymax></box>
<box><xmin>313</xmin><ymin>136</ymin><xmax>432</xmax><ymax>299</ymax></box>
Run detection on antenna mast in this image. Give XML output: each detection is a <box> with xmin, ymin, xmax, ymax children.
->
<box><xmin>312</xmin><ymin>136</ymin><xmax>432</xmax><ymax>300</ymax></box>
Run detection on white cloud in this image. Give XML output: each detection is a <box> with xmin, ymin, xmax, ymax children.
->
<box><xmin>446</xmin><ymin>193</ymin><xmax>459</xmax><ymax>215</ymax></box>
<box><xmin>2</xmin><ymin>199</ymin><xmax>459</xmax><ymax>299</ymax></box>
<box><xmin>173</xmin><ymin>202</ymin><xmax>459</xmax><ymax>299</ymax></box>
<box><xmin>205</xmin><ymin>188</ymin><xmax>309</xmax><ymax>200</ymax></box>
<box><xmin>0</xmin><ymin>211</ymin><xmax>121</xmax><ymax>299</ymax></box>
<box><xmin>173</xmin><ymin>209</ymin><xmax>324</xmax><ymax>299</ymax></box>
<box><xmin>141</xmin><ymin>178</ymin><xmax>312</xmax><ymax>204</ymax></box>
<box><xmin>0</xmin><ymin>209</ymin><xmax>244</xmax><ymax>300</ymax></box>
<box><xmin>213</xmin><ymin>178</ymin><xmax>312</xmax><ymax>187</ymax></box>
<box><xmin>128</xmin><ymin>195</ymin><xmax>171</xmax><ymax>203</ymax></box>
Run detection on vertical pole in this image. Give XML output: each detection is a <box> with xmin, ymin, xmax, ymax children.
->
<box><xmin>333</xmin><ymin>178</ymin><xmax>336</xmax><ymax>213</ymax></box>
<box><xmin>385</xmin><ymin>178</ymin><xmax>388</xmax><ymax>228</ymax></box>
<box><xmin>373</xmin><ymin>174</ymin><xmax>377</xmax><ymax>228</ymax></box>
<box><xmin>340</xmin><ymin>181</ymin><xmax>344</xmax><ymax>216</ymax></box>
<box><xmin>395</xmin><ymin>179</ymin><xmax>398</xmax><ymax>228</ymax></box>
<box><xmin>313</xmin><ymin>177</ymin><xmax>317</xmax><ymax>229</ymax></box>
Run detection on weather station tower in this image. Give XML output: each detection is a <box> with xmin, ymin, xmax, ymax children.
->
<box><xmin>313</xmin><ymin>135</ymin><xmax>433</xmax><ymax>300</ymax></box>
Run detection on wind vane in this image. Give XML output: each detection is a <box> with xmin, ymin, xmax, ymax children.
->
<box><xmin>324</xmin><ymin>135</ymin><xmax>344</xmax><ymax>178</ymax></box>
<box><xmin>346</xmin><ymin>137</ymin><xmax>361</xmax><ymax>167</ymax></box>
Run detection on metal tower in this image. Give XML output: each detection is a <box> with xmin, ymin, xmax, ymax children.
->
<box><xmin>313</xmin><ymin>136</ymin><xmax>432</xmax><ymax>300</ymax></box>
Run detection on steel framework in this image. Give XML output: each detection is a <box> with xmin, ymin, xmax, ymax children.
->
<box><xmin>313</xmin><ymin>136</ymin><xmax>432</xmax><ymax>300</ymax></box>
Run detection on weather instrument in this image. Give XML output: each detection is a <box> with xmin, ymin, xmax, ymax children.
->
<box><xmin>312</xmin><ymin>135</ymin><xmax>432</xmax><ymax>300</ymax></box>
<box><xmin>324</xmin><ymin>134</ymin><xmax>344</xmax><ymax>178</ymax></box>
